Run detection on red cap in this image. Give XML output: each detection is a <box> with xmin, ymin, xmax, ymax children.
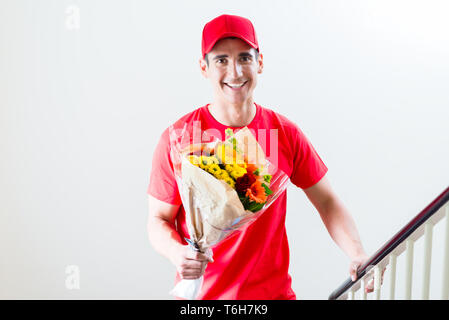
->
<box><xmin>201</xmin><ymin>14</ymin><xmax>259</xmax><ymax>59</ymax></box>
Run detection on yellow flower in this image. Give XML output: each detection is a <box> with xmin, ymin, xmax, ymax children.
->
<box><xmin>224</xmin><ymin>164</ymin><xmax>246</xmax><ymax>180</ymax></box>
<box><xmin>203</xmin><ymin>156</ymin><xmax>215</xmax><ymax>165</ymax></box>
<box><xmin>187</xmin><ymin>155</ymin><xmax>200</xmax><ymax>166</ymax></box>
<box><xmin>230</xmin><ymin>167</ymin><xmax>246</xmax><ymax>180</ymax></box>
<box><xmin>223</xmin><ymin>177</ymin><xmax>235</xmax><ymax>188</ymax></box>
<box><xmin>217</xmin><ymin>170</ymin><xmax>230</xmax><ymax>180</ymax></box>
<box><xmin>210</xmin><ymin>156</ymin><xmax>219</xmax><ymax>164</ymax></box>
<box><xmin>237</xmin><ymin>162</ymin><xmax>247</xmax><ymax>169</ymax></box>
<box><xmin>207</xmin><ymin>164</ymin><xmax>221</xmax><ymax>175</ymax></box>
<box><xmin>199</xmin><ymin>156</ymin><xmax>214</xmax><ymax>170</ymax></box>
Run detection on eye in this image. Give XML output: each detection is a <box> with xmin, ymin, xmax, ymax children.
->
<box><xmin>241</xmin><ymin>56</ymin><xmax>253</xmax><ymax>62</ymax></box>
<box><xmin>217</xmin><ymin>58</ymin><xmax>226</xmax><ymax>64</ymax></box>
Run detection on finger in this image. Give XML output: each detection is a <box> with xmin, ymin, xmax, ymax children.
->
<box><xmin>201</xmin><ymin>261</ymin><xmax>208</xmax><ymax>273</ymax></box>
<box><xmin>180</xmin><ymin>272</ymin><xmax>202</xmax><ymax>280</ymax></box>
<box><xmin>349</xmin><ymin>264</ymin><xmax>358</xmax><ymax>281</ymax></box>
<box><xmin>186</xmin><ymin>251</ymin><xmax>213</xmax><ymax>262</ymax></box>
<box><xmin>179</xmin><ymin>268</ymin><xmax>203</xmax><ymax>278</ymax></box>
<box><xmin>182</xmin><ymin>260</ymin><xmax>204</xmax><ymax>270</ymax></box>
<box><xmin>180</xmin><ymin>266</ymin><xmax>202</xmax><ymax>274</ymax></box>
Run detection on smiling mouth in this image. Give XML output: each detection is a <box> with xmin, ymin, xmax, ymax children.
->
<box><xmin>224</xmin><ymin>81</ymin><xmax>248</xmax><ymax>90</ymax></box>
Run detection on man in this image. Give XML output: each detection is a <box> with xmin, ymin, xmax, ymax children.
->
<box><xmin>147</xmin><ymin>14</ymin><xmax>373</xmax><ymax>299</ymax></box>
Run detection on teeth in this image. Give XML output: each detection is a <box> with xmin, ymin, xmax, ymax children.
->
<box><xmin>226</xmin><ymin>82</ymin><xmax>245</xmax><ymax>88</ymax></box>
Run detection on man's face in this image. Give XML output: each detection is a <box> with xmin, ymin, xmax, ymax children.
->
<box><xmin>199</xmin><ymin>38</ymin><xmax>263</xmax><ymax>105</ymax></box>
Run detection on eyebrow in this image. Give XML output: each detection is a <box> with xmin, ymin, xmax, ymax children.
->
<box><xmin>212</xmin><ymin>52</ymin><xmax>254</xmax><ymax>60</ymax></box>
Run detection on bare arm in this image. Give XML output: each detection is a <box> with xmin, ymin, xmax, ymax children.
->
<box><xmin>303</xmin><ymin>176</ymin><xmax>376</xmax><ymax>288</ymax></box>
<box><xmin>147</xmin><ymin>195</ymin><xmax>184</xmax><ymax>264</ymax></box>
<box><xmin>303</xmin><ymin>176</ymin><xmax>366</xmax><ymax>260</ymax></box>
<box><xmin>147</xmin><ymin>195</ymin><xmax>212</xmax><ymax>279</ymax></box>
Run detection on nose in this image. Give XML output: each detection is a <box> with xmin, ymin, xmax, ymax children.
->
<box><xmin>227</xmin><ymin>59</ymin><xmax>243</xmax><ymax>79</ymax></box>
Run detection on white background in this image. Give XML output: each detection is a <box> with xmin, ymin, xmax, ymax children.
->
<box><xmin>1</xmin><ymin>0</ymin><xmax>448</xmax><ymax>299</ymax></box>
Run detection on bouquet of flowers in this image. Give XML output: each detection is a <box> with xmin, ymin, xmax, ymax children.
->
<box><xmin>168</xmin><ymin>123</ymin><xmax>290</xmax><ymax>299</ymax></box>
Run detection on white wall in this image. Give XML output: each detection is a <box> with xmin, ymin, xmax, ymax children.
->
<box><xmin>1</xmin><ymin>0</ymin><xmax>448</xmax><ymax>299</ymax></box>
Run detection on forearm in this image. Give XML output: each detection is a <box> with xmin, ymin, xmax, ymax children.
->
<box><xmin>147</xmin><ymin>217</ymin><xmax>184</xmax><ymax>265</ymax></box>
<box><xmin>319</xmin><ymin>197</ymin><xmax>366</xmax><ymax>260</ymax></box>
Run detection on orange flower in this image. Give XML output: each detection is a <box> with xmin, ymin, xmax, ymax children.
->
<box><xmin>245</xmin><ymin>163</ymin><xmax>258</xmax><ymax>175</ymax></box>
<box><xmin>245</xmin><ymin>180</ymin><xmax>267</xmax><ymax>204</ymax></box>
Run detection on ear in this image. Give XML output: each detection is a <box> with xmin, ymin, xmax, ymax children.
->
<box><xmin>199</xmin><ymin>57</ymin><xmax>208</xmax><ymax>78</ymax></box>
<box><xmin>257</xmin><ymin>53</ymin><xmax>264</xmax><ymax>74</ymax></box>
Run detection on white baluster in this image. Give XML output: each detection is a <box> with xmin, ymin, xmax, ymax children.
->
<box><xmin>361</xmin><ymin>277</ymin><xmax>367</xmax><ymax>300</ymax></box>
<box><xmin>389</xmin><ymin>254</ymin><xmax>397</xmax><ymax>300</ymax></box>
<box><xmin>374</xmin><ymin>265</ymin><xmax>381</xmax><ymax>300</ymax></box>
<box><xmin>405</xmin><ymin>239</ymin><xmax>414</xmax><ymax>300</ymax></box>
<box><xmin>422</xmin><ymin>222</ymin><xmax>433</xmax><ymax>300</ymax></box>
<box><xmin>348</xmin><ymin>287</ymin><xmax>355</xmax><ymax>300</ymax></box>
<box><xmin>442</xmin><ymin>206</ymin><xmax>449</xmax><ymax>300</ymax></box>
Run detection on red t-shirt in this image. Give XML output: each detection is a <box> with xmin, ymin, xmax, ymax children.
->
<box><xmin>147</xmin><ymin>102</ymin><xmax>328</xmax><ymax>299</ymax></box>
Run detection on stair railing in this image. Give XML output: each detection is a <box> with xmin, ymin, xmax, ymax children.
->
<box><xmin>328</xmin><ymin>186</ymin><xmax>449</xmax><ymax>300</ymax></box>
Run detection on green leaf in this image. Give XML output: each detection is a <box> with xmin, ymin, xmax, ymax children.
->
<box><xmin>261</xmin><ymin>183</ymin><xmax>273</xmax><ymax>196</ymax></box>
<box><xmin>247</xmin><ymin>201</ymin><xmax>265</xmax><ymax>212</ymax></box>
<box><xmin>239</xmin><ymin>195</ymin><xmax>250</xmax><ymax>209</ymax></box>
<box><xmin>263</xmin><ymin>174</ymin><xmax>272</xmax><ymax>183</ymax></box>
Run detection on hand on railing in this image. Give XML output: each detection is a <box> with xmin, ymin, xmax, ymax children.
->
<box><xmin>349</xmin><ymin>254</ymin><xmax>386</xmax><ymax>293</ymax></box>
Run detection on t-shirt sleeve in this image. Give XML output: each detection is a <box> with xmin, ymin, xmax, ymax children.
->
<box><xmin>289</xmin><ymin>125</ymin><xmax>328</xmax><ymax>189</ymax></box>
<box><xmin>147</xmin><ymin>128</ymin><xmax>182</xmax><ymax>205</ymax></box>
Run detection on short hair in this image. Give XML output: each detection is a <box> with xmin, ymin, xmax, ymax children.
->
<box><xmin>204</xmin><ymin>37</ymin><xmax>259</xmax><ymax>67</ymax></box>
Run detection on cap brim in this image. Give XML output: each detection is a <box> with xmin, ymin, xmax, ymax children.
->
<box><xmin>204</xmin><ymin>32</ymin><xmax>258</xmax><ymax>58</ymax></box>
